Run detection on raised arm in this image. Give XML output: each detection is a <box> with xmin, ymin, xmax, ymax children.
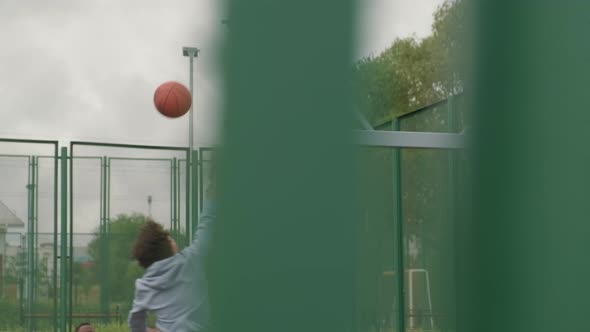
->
<box><xmin>181</xmin><ymin>199</ymin><xmax>216</xmax><ymax>259</ymax></box>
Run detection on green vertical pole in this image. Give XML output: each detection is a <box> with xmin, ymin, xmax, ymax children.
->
<box><xmin>99</xmin><ymin>156</ymin><xmax>104</xmax><ymax>322</ymax></box>
<box><xmin>106</xmin><ymin>157</ymin><xmax>111</xmax><ymax>322</ymax></box>
<box><xmin>170</xmin><ymin>159</ymin><xmax>174</xmax><ymax>230</ymax></box>
<box><xmin>19</xmin><ymin>235</ymin><xmax>25</xmax><ymax>327</ymax></box>
<box><xmin>177</xmin><ymin>160</ymin><xmax>182</xmax><ymax>235</ymax></box>
<box><xmin>60</xmin><ymin>147</ymin><xmax>68</xmax><ymax>332</ymax></box>
<box><xmin>33</xmin><ymin>156</ymin><xmax>39</xmax><ymax>331</ymax></box>
<box><xmin>172</xmin><ymin>158</ymin><xmax>178</xmax><ymax>235</ymax></box>
<box><xmin>53</xmin><ymin>146</ymin><xmax>58</xmax><ymax>332</ymax></box>
<box><xmin>68</xmin><ymin>146</ymin><xmax>73</xmax><ymax>332</ymax></box>
<box><xmin>68</xmin><ymin>142</ymin><xmax>74</xmax><ymax>332</ymax></box>
<box><xmin>99</xmin><ymin>157</ymin><xmax>104</xmax><ymax>238</ymax></box>
<box><xmin>186</xmin><ymin>47</ymin><xmax>196</xmax><ymax>247</ymax></box>
<box><xmin>446</xmin><ymin>96</ymin><xmax>458</xmax><ymax>332</ymax></box>
<box><xmin>184</xmin><ymin>150</ymin><xmax>190</xmax><ymax>247</ymax></box>
<box><xmin>191</xmin><ymin>149</ymin><xmax>199</xmax><ymax>236</ymax></box>
<box><xmin>26</xmin><ymin>156</ymin><xmax>33</xmax><ymax>332</ymax></box>
<box><xmin>198</xmin><ymin>148</ymin><xmax>204</xmax><ymax>212</ymax></box>
<box><xmin>392</xmin><ymin>119</ymin><xmax>405</xmax><ymax>332</ymax></box>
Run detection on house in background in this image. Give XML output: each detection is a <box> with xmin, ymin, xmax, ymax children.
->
<box><xmin>0</xmin><ymin>200</ymin><xmax>25</xmax><ymax>297</ymax></box>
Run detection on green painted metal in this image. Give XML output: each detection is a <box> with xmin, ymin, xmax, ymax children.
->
<box><xmin>0</xmin><ymin>143</ymin><xmax>59</xmax><ymax>331</ymax></box>
<box><xmin>33</xmin><ymin>156</ymin><xmax>39</xmax><ymax>331</ymax></box>
<box><xmin>170</xmin><ymin>158</ymin><xmax>174</xmax><ymax>231</ymax></box>
<box><xmin>184</xmin><ymin>150</ymin><xmax>190</xmax><ymax>247</ymax></box>
<box><xmin>172</xmin><ymin>158</ymin><xmax>178</xmax><ymax>234</ymax></box>
<box><xmin>213</xmin><ymin>1</ymin><xmax>356</xmax><ymax>332</ymax></box>
<box><xmin>99</xmin><ymin>156</ymin><xmax>105</xmax><ymax>321</ymax></box>
<box><xmin>185</xmin><ymin>47</ymin><xmax>196</xmax><ymax>244</ymax></box>
<box><xmin>64</xmin><ymin>142</ymin><xmax>189</xmax><ymax>328</ymax></box>
<box><xmin>108</xmin><ymin>157</ymin><xmax>173</xmax><ymax>161</ymax></box>
<box><xmin>191</xmin><ymin>149</ymin><xmax>199</xmax><ymax>237</ymax></box>
<box><xmin>177</xmin><ymin>159</ymin><xmax>183</xmax><ymax>235</ymax></box>
<box><xmin>107</xmin><ymin>157</ymin><xmax>111</xmax><ymax>235</ymax></box>
<box><xmin>60</xmin><ymin>147</ymin><xmax>68</xmax><ymax>332</ymax></box>
<box><xmin>105</xmin><ymin>157</ymin><xmax>111</xmax><ymax>322</ymax></box>
<box><xmin>26</xmin><ymin>155</ymin><xmax>33</xmax><ymax>332</ymax></box>
<box><xmin>98</xmin><ymin>156</ymin><xmax>112</xmax><ymax>323</ymax></box>
<box><xmin>52</xmin><ymin>150</ymin><xmax>59</xmax><ymax>332</ymax></box>
<box><xmin>198</xmin><ymin>148</ymin><xmax>204</xmax><ymax>212</ymax></box>
<box><xmin>392</xmin><ymin>119</ymin><xmax>405</xmax><ymax>332</ymax></box>
<box><xmin>0</xmin><ymin>138</ymin><xmax>59</xmax><ymax>144</ymax></box>
<box><xmin>198</xmin><ymin>148</ymin><xmax>215</xmax><ymax>212</ymax></box>
<box><xmin>70</xmin><ymin>141</ymin><xmax>189</xmax><ymax>151</ymax></box>
<box><xmin>69</xmin><ymin>141</ymin><xmax>189</xmax><ymax>248</ymax></box>
<box><xmin>34</xmin><ymin>154</ymin><xmax>60</xmax><ymax>332</ymax></box>
<box><xmin>68</xmin><ymin>144</ymin><xmax>73</xmax><ymax>332</ymax></box>
<box><xmin>463</xmin><ymin>2</ymin><xmax>590</xmax><ymax>331</ymax></box>
<box><xmin>19</xmin><ymin>234</ymin><xmax>25</xmax><ymax>327</ymax></box>
<box><xmin>447</xmin><ymin>96</ymin><xmax>457</xmax><ymax>331</ymax></box>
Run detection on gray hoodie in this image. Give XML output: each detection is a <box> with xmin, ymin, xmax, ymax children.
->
<box><xmin>128</xmin><ymin>201</ymin><xmax>215</xmax><ymax>332</ymax></box>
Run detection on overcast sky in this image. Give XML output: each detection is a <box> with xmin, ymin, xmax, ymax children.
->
<box><xmin>0</xmin><ymin>0</ymin><xmax>443</xmax><ymax>239</ymax></box>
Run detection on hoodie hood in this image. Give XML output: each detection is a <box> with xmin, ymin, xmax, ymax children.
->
<box><xmin>138</xmin><ymin>255</ymin><xmax>184</xmax><ymax>291</ymax></box>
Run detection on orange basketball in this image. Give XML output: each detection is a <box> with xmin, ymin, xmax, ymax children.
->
<box><xmin>153</xmin><ymin>81</ymin><xmax>192</xmax><ymax>118</ymax></box>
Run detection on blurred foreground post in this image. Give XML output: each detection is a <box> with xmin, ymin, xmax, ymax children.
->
<box><xmin>210</xmin><ymin>2</ymin><xmax>357</xmax><ymax>332</ymax></box>
<box><xmin>466</xmin><ymin>2</ymin><xmax>590</xmax><ymax>331</ymax></box>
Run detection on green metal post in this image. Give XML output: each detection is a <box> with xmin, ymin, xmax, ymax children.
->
<box><xmin>177</xmin><ymin>160</ymin><xmax>182</xmax><ymax>234</ymax></box>
<box><xmin>100</xmin><ymin>156</ymin><xmax>108</xmax><ymax>322</ymax></box>
<box><xmin>106</xmin><ymin>157</ymin><xmax>111</xmax><ymax>321</ymax></box>
<box><xmin>447</xmin><ymin>96</ymin><xmax>457</xmax><ymax>331</ymax></box>
<box><xmin>170</xmin><ymin>159</ymin><xmax>173</xmax><ymax>231</ymax></box>
<box><xmin>53</xmin><ymin>146</ymin><xmax>58</xmax><ymax>332</ymax></box>
<box><xmin>392</xmin><ymin>119</ymin><xmax>405</xmax><ymax>332</ymax></box>
<box><xmin>60</xmin><ymin>147</ymin><xmax>68</xmax><ymax>332</ymax></box>
<box><xmin>94</xmin><ymin>156</ymin><xmax>112</xmax><ymax>322</ymax></box>
<box><xmin>33</xmin><ymin>156</ymin><xmax>39</xmax><ymax>331</ymax></box>
<box><xmin>68</xmin><ymin>145</ymin><xmax>73</xmax><ymax>332</ymax></box>
<box><xmin>198</xmin><ymin>149</ymin><xmax>204</xmax><ymax>212</ymax></box>
<box><xmin>26</xmin><ymin>156</ymin><xmax>33</xmax><ymax>332</ymax></box>
<box><xmin>19</xmin><ymin>236</ymin><xmax>24</xmax><ymax>326</ymax></box>
<box><xmin>191</xmin><ymin>149</ymin><xmax>199</xmax><ymax>235</ymax></box>
<box><xmin>172</xmin><ymin>158</ymin><xmax>178</xmax><ymax>235</ymax></box>
<box><xmin>185</xmin><ymin>150</ymin><xmax>190</xmax><ymax>247</ymax></box>
<box><xmin>189</xmin><ymin>53</ymin><xmax>194</xmax><ymax>242</ymax></box>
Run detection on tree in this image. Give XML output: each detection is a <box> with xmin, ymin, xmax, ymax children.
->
<box><xmin>87</xmin><ymin>213</ymin><xmax>147</xmax><ymax>303</ymax></box>
<box><xmin>353</xmin><ymin>0</ymin><xmax>465</xmax><ymax>124</ymax></box>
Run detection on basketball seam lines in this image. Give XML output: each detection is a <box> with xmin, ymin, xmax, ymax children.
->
<box><xmin>163</xmin><ymin>86</ymin><xmax>174</xmax><ymax>116</ymax></box>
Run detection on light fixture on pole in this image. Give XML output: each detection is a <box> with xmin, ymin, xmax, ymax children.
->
<box><xmin>147</xmin><ymin>195</ymin><xmax>153</xmax><ymax>218</ymax></box>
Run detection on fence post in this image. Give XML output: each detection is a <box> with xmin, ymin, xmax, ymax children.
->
<box><xmin>60</xmin><ymin>147</ymin><xmax>68</xmax><ymax>332</ymax></box>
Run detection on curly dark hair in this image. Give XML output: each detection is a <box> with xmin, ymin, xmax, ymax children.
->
<box><xmin>131</xmin><ymin>220</ymin><xmax>174</xmax><ymax>269</ymax></box>
<box><xmin>75</xmin><ymin>322</ymin><xmax>93</xmax><ymax>332</ymax></box>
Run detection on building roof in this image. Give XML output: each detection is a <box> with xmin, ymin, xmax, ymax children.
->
<box><xmin>0</xmin><ymin>200</ymin><xmax>25</xmax><ymax>227</ymax></box>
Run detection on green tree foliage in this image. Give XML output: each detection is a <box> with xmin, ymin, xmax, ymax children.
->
<box><xmin>4</xmin><ymin>255</ymin><xmax>21</xmax><ymax>284</ymax></box>
<box><xmin>87</xmin><ymin>213</ymin><xmax>147</xmax><ymax>303</ymax></box>
<box><xmin>353</xmin><ymin>0</ymin><xmax>465</xmax><ymax>125</ymax></box>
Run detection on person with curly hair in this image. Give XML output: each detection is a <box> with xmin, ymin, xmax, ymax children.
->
<box><xmin>128</xmin><ymin>190</ymin><xmax>216</xmax><ymax>332</ymax></box>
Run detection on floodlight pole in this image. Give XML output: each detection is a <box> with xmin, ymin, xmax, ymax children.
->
<box><xmin>147</xmin><ymin>195</ymin><xmax>153</xmax><ymax>218</ymax></box>
<box><xmin>183</xmin><ymin>46</ymin><xmax>199</xmax><ymax>240</ymax></box>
